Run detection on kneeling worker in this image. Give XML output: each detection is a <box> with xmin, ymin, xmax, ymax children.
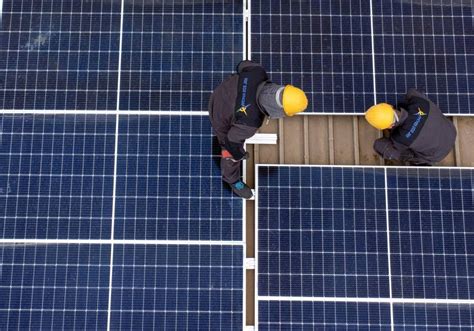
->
<box><xmin>365</xmin><ymin>89</ymin><xmax>456</xmax><ymax>166</ymax></box>
<box><xmin>209</xmin><ymin>60</ymin><xmax>308</xmax><ymax>198</ymax></box>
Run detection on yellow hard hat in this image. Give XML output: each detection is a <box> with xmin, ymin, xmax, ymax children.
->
<box><xmin>365</xmin><ymin>103</ymin><xmax>396</xmax><ymax>130</ymax></box>
<box><xmin>282</xmin><ymin>85</ymin><xmax>308</xmax><ymax>116</ymax></box>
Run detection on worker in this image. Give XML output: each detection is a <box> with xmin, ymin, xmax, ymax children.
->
<box><xmin>365</xmin><ymin>88</ymin><xmax>456</xmax><ymax>166</ymax></box>
<box><xmin>208</xmin><ymin>60</ymin><xmax>308</xmax><ymax>199</ymax></box>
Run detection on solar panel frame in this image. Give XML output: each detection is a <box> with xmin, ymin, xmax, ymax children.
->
<box><xmin>255</xmin><ymin>164</ymin><xmax>474</xmax><ymax>329</ymax></box>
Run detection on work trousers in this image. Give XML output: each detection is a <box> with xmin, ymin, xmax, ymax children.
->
<box><xmin>215</xmin><ymin>134</ymin><xmax>241</xmax><ymax>184</ymax></box>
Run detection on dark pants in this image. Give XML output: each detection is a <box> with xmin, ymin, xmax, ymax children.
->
<box><xmin>220</xmin><ymin>156</ymin><xmax>241</xmax><ymax>184</ymax></box>
<box><xmin>214</xmin><ymin>135</ymin><xmax>241</xmax><ymax>184</ymax></box>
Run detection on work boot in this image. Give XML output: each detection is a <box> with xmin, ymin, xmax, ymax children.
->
<box><xmin>231</xmin><ymin>181</ymin><xmax>253</xmax><ymax>199</ymax></box>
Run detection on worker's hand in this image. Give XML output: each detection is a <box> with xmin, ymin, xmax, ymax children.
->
<box><xmin>222</xmin><ymin>150</ymin><xmax>249</xmax><ymax>162</ymax></box>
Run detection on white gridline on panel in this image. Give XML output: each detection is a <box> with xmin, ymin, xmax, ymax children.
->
<box><xmin>254</xmin><ymin>164</ymin><xmax>474</xmax><ymax>330</ymax></box>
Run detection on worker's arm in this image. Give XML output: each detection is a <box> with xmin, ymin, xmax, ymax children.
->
<box><xmin>222</xmin><ymin>124</ymin><xmax>257</xmax><ymax>161</ymax></box>
<box><xmin>236</xmin><ymin>60</ymin><xmax>262</xmax><ymax>73</ymax></box>
<box><xmin>374</xmin><ymin>137</ymin><xmax>414</xmax><ymax>161</ymax></box>
<box><xmin>406</xmin><ymin>88</ymin><xmax>427</xmax><ymax>100</ymax></box>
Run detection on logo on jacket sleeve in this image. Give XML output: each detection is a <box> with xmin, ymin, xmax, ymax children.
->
<box><xmin>417</xmin><ymin>107</ymin><xmax>426</xmax><ymax>116</ymax></box>
<box><xmin>237</xmin><ymin>104</ymin><xmax>251</xmax><ymax>116</ymax></box>
<box><xmin>405</xmin><ymin>107</ymin><xmax>427</xmax><ymax>138</ymax></box>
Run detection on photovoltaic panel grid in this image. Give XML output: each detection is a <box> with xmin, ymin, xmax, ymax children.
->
<box><xmin>251</xmin><ymin>0</ymin><xmax>375</xmax><ymax>114</ymax></box>
<box><xmin>0</xmin><ymin>114</ymin><xmax>116</xmax><ymax>239</ymax></box>
<box><xmin>0</xmin><ymin>113</ymin><xmax>244</xmax><ymax>330</ymax></box>
<box><xmin>0</xmin><ymin>243</ymin><xmax>243</xmax><ymax>330</ymax></box>
<box><xmin>0</xmin><ymin>0</ymin><xmax>122</xmax><ymax>110</ymax></box>
<box><xmin>115</xmin><ymin>115</ymin><xmax>243</xmax><ymax>241</ymax></box>
<box><xmin>120</xmin><ymin>0</ymin><xmax>243</xmax><ymax>111</ymax></box>
<box><xmin>256</xmin><ymin>165</ymin><xmax>474</xmax><ymax>329</ymax></box>
<box><xmin>0</xmin><ymin>0</ymin><xmax>243</xmax><ymax>112</ymax></box>
<box><xmin>252</xmin><ymin>0</ymin><xmax>474</xmax><ymax>115</ymax></box>
<box><xmin>373</xmin><ymin>0</ymin><xmax>474</xmax><ymax>115</ymax></box>
<box><xmin>110</xmin><ymin>244</ymin><xmax>243</xmax><ymax>330</ymax></box>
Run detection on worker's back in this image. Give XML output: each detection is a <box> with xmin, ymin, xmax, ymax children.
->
<box><xmin>391</xmin><ymin>89</ymin><xmax>456</xmax><ymax>164</ymax></box>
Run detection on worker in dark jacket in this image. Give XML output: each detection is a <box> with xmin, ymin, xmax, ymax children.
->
<box><xmin>209</xmin><ymin>60</ymin><xmax>308</xmax><ymax>198</ymax></box>
<box><xmin>365</xmin><ymin>88</ymin><xmax>456</xmax><ymax>166</ymax></box>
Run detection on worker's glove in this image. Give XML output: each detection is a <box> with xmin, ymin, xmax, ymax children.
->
<box><xmin>222</xmin><ymin>150</ymin><xmax>249</xmax><ymax>162</ymax></box>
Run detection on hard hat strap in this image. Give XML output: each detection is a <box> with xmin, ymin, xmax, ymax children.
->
<box><xmin>275</xmin><ymin>86</ymin><xmax>285</xmax><ymax>108</ymax></box>
<box><xmin>393</xmin><ymin>111</ymin><xmax>399</xmax><ymax>124</ymax></box>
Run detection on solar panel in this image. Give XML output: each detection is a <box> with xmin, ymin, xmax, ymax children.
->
<box><xmin>0</xmin><ymin>113</ymin><xmax>245</xmax><ymax>329</ymax></box>
<box><xmin>0</xmin><ymin>114</ymin><xmax>115</xmax><ymax>239</ymax></box>
<box><xmin>119</xmin><ymin>0</ymin><xmax>243</xmax><ymax>111</ymax></box>
<box><xmin>387</xmin><ymin>167</ymin><xmax>474</xmax><ymax>300</ymax></box>
<box><xmin>0</xmin><ymin>244</ymin><xmax>110</xmax><ymax>330</ymax></box>
<box><xmin>110</xmin><ymin>244</ymin><xmax>243</xmax><ymax>330</ymax></box>
<box><xmin>115</xmin><ymin>115</ymin><xmax>243</xmax><ymax>241</ymax></box>
<box><xmin>393</xmin><ymin>303</ymin><xmax>474</xmax><ymax>329</ymax></box>
<box><xmin>257</xmin><ymin>166</ymin><xmax>390</xmax><ymax>298</ymax></box>
<box><xmin>0</xmin><ymin>0</ymin><xmax>121</xmax><ymax>110</ymax></box>
<box><xmin>251</xmin><ymin>0</ymin><xmax>473</xmax><ymax>115</ymax></box>
<box><xmin>0</xmin><ymin>243</ymin><xmax>244</xmax><ymax>330</ymax></box>
<box><xmin>251</xmin><ymin>0</ymin><xmax>375</xmax><ymax>114</ymax></box>
<box><xmin>256</xmin><ymin>165</ymin><xmax>474</xmax><ymax>329</ymax></box>
<box><xmin>373</xmin><ymin>0</ymin><xmax>474</xmax><ymax>115</ymax></box>
<box><xmin>259</xmin><ymin>301</ymin><xmax>391</xmax><ymax>330</ymax></box>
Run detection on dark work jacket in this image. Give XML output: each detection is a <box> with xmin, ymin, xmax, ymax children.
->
<box><xmin>374</xmin><ymin>89</ymin><xmax>457</xmax><ymax>165</ymax></box>
<box><xmin>208</xmin><ymin>61</ymin><xmax>269</xmax><ymax>159</ymax></box>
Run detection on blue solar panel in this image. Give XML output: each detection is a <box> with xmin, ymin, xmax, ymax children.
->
<box><xmin>0</xmin><ymin>0</ymin><xmax>121</xmax><ymax>110</ymax></box>
<box><xmin>119</xmin><ymin>1</ymin><xmax>243</xmax><ymax>111</ymax></box>
<box><xmin>252</xmin><ymin>0</ymin><xmax>473</xmax><ymax>115</ymax></box>
<box><xmin>0</xmin><ymin>114</ymin><xmax>115</xmax><ymax>239</ymax></box>
<box><xmin>251</xmin><ymin>0</ymin><xmax>375</xmax><ymax>114</ymax></box>
<box><xmin>110</xmin><ymin>244</ymin><xmax>243</xmax><ymax>330</ymax></box>
<box><xmin>0</xmin><ymin>244</ymin><xmax>110</xmax><ymax>330</ymax></box>
<box><xmin>259</xmin><ymin>301</ymin><xmax>391</xmax><ymax>330</ymax></box>
<box><xmin>387</xmin><ymin>168</ymin><xmax>474</xmax><ymax>300</ymax></box>
<box><xmin>394</xmin><ymin>304</ymin><xmax>474</xmax><ymax>330</ymax></box>
<box><xmin>257</xmin><ymin>165</ymin><xmax>474</xmax><ymax>329</ymax></box>
<box><xmin>115</xmin><ymin>115</ymin><xmax>242</xmax><ymax>241</ymax></box>
<box><xmin>258</xmin><ymin>166</ymin><xmax>389</xmax><ymax>298</ymax></box>
<box><xmin>373</xmin><ymin>0</ymin><xmax>474</xmax><ymax>115</ymax></box>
